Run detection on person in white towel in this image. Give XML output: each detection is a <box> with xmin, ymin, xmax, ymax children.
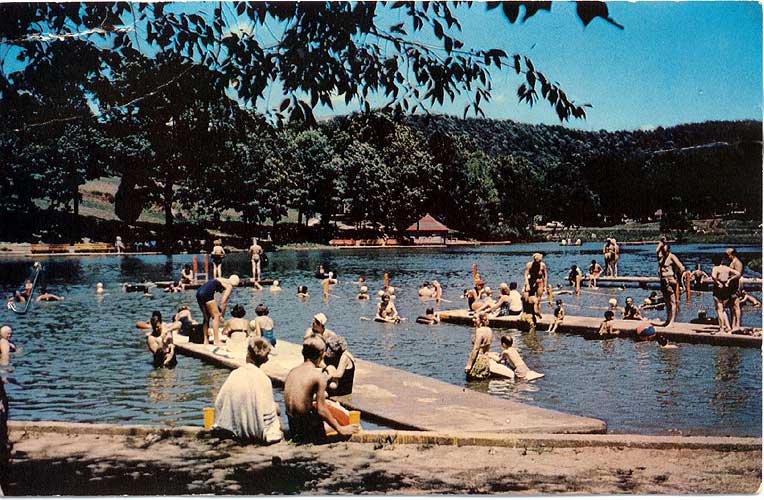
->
<box><xmin>213</xmin><ymin>337</ymin><xmax>283</xmax><ymax>444</ymax></box>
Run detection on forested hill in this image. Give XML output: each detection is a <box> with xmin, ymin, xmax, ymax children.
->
<box><xmin>402</xmin><ymin>115</ymin><xmax>762</xmax><ymax>165</ymax></box>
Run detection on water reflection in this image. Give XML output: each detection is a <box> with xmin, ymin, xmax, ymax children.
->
<box><xmin>0</xmin><ymin>242</ymin><xmax>760</xmax><ymax>435</ymax></box>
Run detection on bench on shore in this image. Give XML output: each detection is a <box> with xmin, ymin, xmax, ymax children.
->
<box><xmin>73</xmin><ymin>242</ymin><xmax>113</xmax><ymax>253</ymax></box>
<box><xmin>30</xmin><ymin>243</ymin><xmax>72</xmax><ymax>254</ymax></box>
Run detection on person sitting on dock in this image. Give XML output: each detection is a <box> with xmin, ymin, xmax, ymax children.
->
<box><xmin>739</xmin><ymin>290</ymin><xmax>761</xmax><ymax>308</ymax></box>
<box><xmin>492</xmin><ymin>335</ymin><xmax>544</xmax><ymax>381</ymax></box>
<box><xmin>35</xmin><ymin>288</ymin><xmax>63</xmax><ymax>302</ymax></box>
<box><xmin>622</xmin><ymin>297</ymin><xmax>644</xmax><ymax>320</ymax></box>
<box><xmin>304</xmin><ymin>313</ymin><xmax>337</xmax><ymax>342</ymax></box>
<box><xmin>598</xmin><ymin>310</ymin><xmax>620</xmax><ymax>337</ymax></box>
<box><xmin>284</xmin><ymin>335</ymin><xmax>359</xmax><ymax>444</ymax></box>
<box><xmin>323</xmin><ymin>336</ymin><xmax>356</xmax><ymax>397</ymax></box>
<box><xmin>375</xmin><ymin>294</ymin><xmax>401</xmax><ymax>323</ymax></box>
<box><xmin>587</xmin><ymin>260</ymin><xmax>603</xmax><ymax>288</ymax></box>
<box><xmin>466</xmin><ymin>280</ymin><xmax>492</xmax><ymax>314</ymax></box>
<box><xmin>689</xmin><ymin>264</ymin><xmax>709</xmax><ymax>291</ymax></box>
<box><xmin>567</xmin><ymin>265</ymin><xmax>582</xmax><ymax>294</ymax></box>
<box><xmin>490</xmin><ymin>283</ymin><xmax>519</xmax><ymax>318</ymax></box>
<box><xmin>180</xmin><ymin>264</ymin><xmax>194</xmax><ymax>286</ymax></box>
<box><xmin>213</xmin><ymin>337</ymin><xmax>283</xmax><ymax>444</ymax></box>
<box><xmin>269</xmin><ymin>280</ymin><xmax>282</xmax><ymax>292</ymax></box>
<box><xmin>548</xmin><ymin>299</ymin><xmax>564</xmax><ymax>333</ymax></box>
<box><xmin>296</xmin><ymin>285</ymin><xmax>309</xmax><ymax>299</ymax></box>
<box><xmin>252</xmin><ymin>304</ymin><xmax>277</xmax><ymax>347</ymax></box>
<box><xmin>210</xmin><ymin>240</ymin><xmax>225</xmax><ymax>279</ymax></box>
<box><xmin>657</xmin><ymin>244</ymin><xmax>685</xmax><ymax>327</ymax></box>
<box><xmin>222</xmin><ymin>304</ymin><xmax>251</xmax><ymax>344</ymax></box>
<box><xmin>196</xmin><ymin>274</ymin><xmax>239</xmax><ymax>346</ymax></box>
<box><xmin>0</xmin><ymin>326</ymin><xmax>17</xmax><ymax>365</ymax></box>
<box><xmin>357</xmin><ymin>286</ymin><xmax>369</xmax><ymax>300</ymax></box>
<box><xmin>416</xmin><ymin>307</ymin><xmax>440</xmax><ymax>325</ymax></box>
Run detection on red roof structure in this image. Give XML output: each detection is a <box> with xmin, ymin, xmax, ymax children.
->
<box><xmin>406</xmin><ymin>214</ymin><xmax>449</xmax><ymax>233</ymax></box>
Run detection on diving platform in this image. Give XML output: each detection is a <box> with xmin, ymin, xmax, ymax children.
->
<box><xmin>173</xmin><ymin>336</ymin><xmax>607</xmax><ymax>434</ymax></box>
<box><xmin>437</xmin><ymin>310</ymin><xmax>761</xmax><ymax>348</ymax></box>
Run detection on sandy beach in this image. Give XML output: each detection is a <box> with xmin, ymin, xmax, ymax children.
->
<box><xmin>4</xmin><ymin>423</ymin><xmax>760</xmax><ymax>495</ymax></box>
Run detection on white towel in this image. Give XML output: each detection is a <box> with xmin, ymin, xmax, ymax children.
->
<box><xmin>213</xmin><ymin>364</ymin><xmax>282</xmax><ymax>443</ymax></box>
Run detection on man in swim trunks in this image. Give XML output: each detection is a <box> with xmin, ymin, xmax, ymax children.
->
<box><xmin>690</xmin><ymin>264</ymin><xmax>709</xmax><ymax>291</ymax></box>
<box><xmin>284</xmin><ymin>336</ymin><xmax>359</xmax><ymax>444</ymax></box>
<box><xmin>524</xmin><ymin>253</ymin><xmax>547</xmax><ymax>299</ymax></box>
<box><xmin>210</xmin><ymin>240</ymin><xmax>225</xmax><ymax>279</ymax></box>
<box><xmin>657</xmin><ymin>244</ymin><xmax>685</xmax><ymax>327</ymax></box>
<box><xmin>249</xmin><ymin>238</ymin><xmax>263</xmax><ymax>281</ymax></box>
<box><xmin>196</xmin><ymin>274</ymin><xmax>239</xmax><ymax>346</ymax></box>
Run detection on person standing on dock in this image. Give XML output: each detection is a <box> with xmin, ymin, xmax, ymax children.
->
<box><xmin>249</xmin><ymin>238</ymin><xmax>263</xmax><ymax>281</ymax></box>
<box><xmin>726</xmin><ymin>248</ymin><xmax>744</xmax><ymax>330</ymax></box>
<box><xmin>210</xmin><ymin>240</ymin><xmax>225</xmax><ymax>279</ymax></box>
<box><xmin>196</xmin><ymin>274</ymin><xmax>239</xmax><ymax>346</ymax></box>
<box><xmin>603</xmin><ymin>238</ymin><xmax>619</xmax><ymax>277</ymax></box>
<box><xmin>710</xmin><ymin>254</ymin><xmax>738</xmax><ymax>333</ymax></box>
<box><xmin>524</xmin><ymin>253</ymin><xmax>548</xmax><ymax>301</ymax></box>
<box><xmin>657</xmin><ymin>244</ymin><xmax>685</xmax><ymax>328</ymax></box>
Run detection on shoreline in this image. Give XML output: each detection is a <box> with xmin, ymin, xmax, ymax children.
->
<box><xmin>5</xmin><ymin>421</ymin><xmax>761</xmax><ymax>495</ymax></box>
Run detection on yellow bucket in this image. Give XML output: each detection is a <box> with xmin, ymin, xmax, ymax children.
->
<box><xmin>203</xmin><ymin>407</ymin><xmax>215</xmax><ymax>430</ymax></box>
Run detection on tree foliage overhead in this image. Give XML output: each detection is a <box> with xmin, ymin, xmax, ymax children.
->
<box><xmin>0</xmin><ymin>1</ymin><xmax>620</xmax><ymax>127</ymax></box>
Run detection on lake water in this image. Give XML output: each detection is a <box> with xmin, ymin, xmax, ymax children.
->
<box><xmin>0</xmin><ymin>242</ymin><xmax>761</xmax><ymax>436</ymax></box>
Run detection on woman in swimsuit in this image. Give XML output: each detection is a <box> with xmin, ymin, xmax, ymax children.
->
<box><xmin>196</xmin><ymin>274</ymin><xmax>239</xmax><ymax>346</ymax></box>
<box><xmin>222</xmin><ymin>304</ymin><xmax>251</xmax><ymax>343</ymax></box>
<box><xmin>210</xmin><ymin>240</ymin><xmax>225</xmax><ymax>279</ymax></box>
<box><xmin>324</xmin><ymin>336</ymin><xmax>355</xmax><ymax>397</ymax></box>
<box><xmin>375</xmin><ymin>294</ymin><xmax>400</xmax><ymax>323</ymax></box>
<box><xmin>524</xmin><ymin>253</ymin><xmax>547</xmax><ymax>299</ymax></box>
<box><xmin>252</xmin><ymin>303</ymin><xmax>276</xmax><ymax>346</ymax></box>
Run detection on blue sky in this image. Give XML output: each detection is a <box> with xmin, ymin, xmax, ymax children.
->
<box><xmin>307</xmin><ymin>1</ymin><xmax>763</xmax><ymax>131</ymax></box>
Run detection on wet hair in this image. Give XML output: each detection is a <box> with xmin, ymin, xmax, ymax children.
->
<box><xmin>556</xmin><ymin>299</ymin><xmax>563</xmax><ymax>305</ymax></box>
<box><xmin>591</xmin><ymin>259</ymin><xmax>597</xmax><ymax>264</ymax></box>
<box><xmin>302</xmin><ymin>335</ymin><xmax>326</xmax><ymax>361</ymax></box>
<box><xmin>712</xmin><ymin>254</ymin><xmax>722</xmax><ymax>266</ymax></box>
<box><xmin>255</xmin><ymin>304</ymin><xmax>269</xmax><ymax>316</ymax></box>
<box><xmin>425</xmin><ymin>307</ymin><xmax>434</xmax><ymax>315</ymax></box>
<box><xmin>509</xmin><ymin>282</ymin><xmax>518</xmax><ymax>291</ymax></box>
<box><xmin>298</xmin><ymin>285</ymin><xmax>308</xmax><ymax>294</ymax></box>
<box><xmin>231</xmin><ymin>304</ymin><xmax>246</xmax><ymax>318</ymax></box>
<box><xmin>248</xmin><ymin>337</ymin><xmax>272</xmax><ymax>365</ymax></box>
<box><xmin>422</xmin><ymin>282</ymin><xmax>430</xmax><ymax>287</ymax></box>
<box><xmin>570</xmin><ymin>265</ymin><xmax>578</xmax><ymax>271</ymax></box>
<box><xmin>656</xmin><ymin>335</ymin><xmax>668</xmax><ymax>347</ymax></box>
<box><xmin>150</xmin><ymin>311</ymin><xmax>162</xmax><ymax>332</ymax></box>
<box><xmin>604</xmin><ymin>310</ymin><xmax>615</xmax><ymax>320</ymax></box>
<box><xmin>500</xmin><ymin>335</ymin><xmax>513</xmax><ymax>347</ymax></box>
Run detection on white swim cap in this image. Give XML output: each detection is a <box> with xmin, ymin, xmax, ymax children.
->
<box><xmin>377</xmin><ymin>290</ymin><xmax>385</xmax><ymax>297</ymax></box>
<box><xmin>229</xmin><ymin>275</ymin><xmax>240</xmax><ymax>286</ymax></box>
<box><xmin>273</xmin><ymin>280</ymin><xmax>279</xmax><ymax>286</ymax></box>
<box><xmin>608</xmin><ymin>298</ymin><xmax>617</xmax><ymax>306</ymax></box>
<box><xmin>96</xmin><ymin>282</ymin><xmax>103</xmax><ymax>288</ymax></box>
<box><xmin>360</xmin><ymin>286</ymin><xmax>368</xmax><ymax>292</ymax></box>
<box><xmin>313</xmin><ymin>313</ymin><xmax>328</xmax><ymax>326</ymax></box>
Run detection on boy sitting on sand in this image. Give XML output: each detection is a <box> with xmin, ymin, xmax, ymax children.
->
<box><xmin>284</xmin><ymin>336</ymin><xmax>359</xmax><ymax>444</ymax></box>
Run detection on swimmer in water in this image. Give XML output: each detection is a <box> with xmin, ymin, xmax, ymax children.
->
<box><xmin>656</xmin><ymin>334</ymin><xmax>678</xmax><ymax>349</ymax></box>
<box><xmin>357</xmin><ymin>286</ymin><xmax>369</xmax><ymax>300</ymax></box>
<box><xmin>0</xmin><ymin>325</ymin><xmax>17</xmax><ymax>364</ymax></box>
<box><xmin>375</xmin><ymin>294</ymin><xmax>401</xmax><ymax>323</ymax></box>
<box><xmin>96</xmin><ymin>282</ymin><xmax>104</xmax><ymax>294</ymax></box>
<box><xmin>297</xmin><ymin>285</ymin><xmax>309</xmax><ymax>299</ymax></box>
<box><xmin>269</xmin><ymin>280</ymin><xmax>282</xmax><ymax>292</ymax></box>
<box><xmin>418</xmin><ymin>281</ymin><xmax>434</xmax><ymax>297</ymax></box>
<box><xmin>416</xmin><ymin>307</ymin><xmax>440</xmax><ymax>325</ymax></box>
<box><xmin>35</xmin><ymin>288</ymin><xmax>64</xmax><ymax>301</ymax></box>
<box><xmin>598</xmin><ymin>310</ymin><xmax>620</xmax><ymax>336</ymax></box>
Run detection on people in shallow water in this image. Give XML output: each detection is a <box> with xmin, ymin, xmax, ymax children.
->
<box><xmin>416</xmin><ymin>307</ymin><xmax>440</xmax><ymax>325</ymax></box>
<box><xmin>357</xmin><ymin>286</ymin><xmax>369</xmax><ymax>300</ymax></box>
<box><xmin>296</xmin><ymin>285</ymin><xmax>309</xmax><ymax>299</ymax></box>
<box><xmin>375</xmin><ymin>293</ymin><xmax>401</xmax><ymax>323</ymax></box>
<box><xmin>252</xmin><ymin>304</ymin><xmax>277</xmax><ymax>347</ymax></box>
<box><xmin>418</xmin><ymin>281</ymin><xmax>435</xmax><ymax>297</ymax></box>
<box><xmin>598</xmin><ymin>310</ymin><xmax>619</xmax><ymax>336</ymax></box>
<box><xmin>35</xmin><ymin>288</ymin><xmax>64</xmax><ymax>301</ymax></box>
<box><xmin>491</xmin><ymin>335</ymin><xmax>544</xmax><ymax>381</ymax></box>
<box><xmin>144</xmin><ymin>311</ymin><xmax>178</xmax><ymax>368</ymax></box>
<box><xmin>269</xmin><ymin>280</ymin><xmax>282</xmax><ymax>292</ymax></box>
<box><xmin>0</xmin><ymin>326</ymin><xmax>17</xmax><ymax>364</ymax></box>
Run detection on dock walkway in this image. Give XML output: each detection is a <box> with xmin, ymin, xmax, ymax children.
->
<box><xmin>173</xmin><ymin>336</ymin><xmax>606</xmax><ymax>434</ymax></box>
<box><xmin>437</xmin><ymin>310</ymin><xmax>761</xmax><ymax>348</ymax></box>
<box><xmin>594</xmin><ymin>276</ymin><xmax>762</xmax><ymax>290</ymax></box>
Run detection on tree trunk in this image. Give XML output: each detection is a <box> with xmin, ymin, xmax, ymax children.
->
<box><xmin>297</xmin><ymin>207</ymin><xmax>303</xmax><ymax>226</ymax></box>
<box><xmin>163</xmin><ymin>183</ymin><xmax>174</xmax><ymax>254</ymax></box>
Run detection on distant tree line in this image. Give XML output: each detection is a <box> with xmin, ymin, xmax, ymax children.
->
<box><xmin>1</xmin><ymin>77</ymin><xmax>760</xmax><ymax>244</ymax></box>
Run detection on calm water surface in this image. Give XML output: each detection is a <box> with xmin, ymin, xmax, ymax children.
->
<box><xmin>0</xmin><ymin>242</ymin><xmax>761</xmax><ymax>436</ymax></box>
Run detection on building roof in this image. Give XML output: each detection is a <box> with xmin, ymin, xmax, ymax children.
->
<box><xmin>406</xmin><ymin>214</ymin><xmax>450</xmax><ymax>233</ymax></box>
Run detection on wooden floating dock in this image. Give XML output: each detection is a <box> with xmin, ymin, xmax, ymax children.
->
<box><xmin>123</xmin><ymin>278</ymin><xmax>275</xmax><ymax>292</ymax></box>
<box><xmin>173</xmin><ymin>336</ymin><xmax>607</xmax><ymax>434</ymax></box>
<box><xmin>437</xmin><ymin>310</ymin><xmax>761</xmax><ymax>348</ymax></box>
<box><xmin>593</xmin><ymin>276</ymin><xmax>762</xmax><ymax>290</ymax></box>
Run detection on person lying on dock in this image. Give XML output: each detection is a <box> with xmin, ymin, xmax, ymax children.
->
<box><xmin>252</xmin><ymin>304</ymin><xmax>276</xmax><ymax>347</ymax></box>
<box><xmin>284</xmin><ymin>335</ymin><xmax>359</xmax><ymax>444</ymax></box>
<box><xmin>621</xmin><ymin>297</ymin><xmax>644</xmax><ymax>321</ymax></box>
<box><xmin>144</xmin><ymin>311</ymin><xmax>178</xmax><ymax>368</ymax></box>
<box><xmin>547</xmin><ymin>300</ymin><xmax>564</xmax><ymax>333</ymax></box>
<box><xmin>196</xmin><ymin>274</ymin><xmax>239</xmax><ymax>346</ymax></box>
<box><xmin>416</xmin><ymin>307</ymin><xmax>440</xmax><ymax>325</ymax></box>
<box><xmin>491</xmin><ymin>335</ymin><xmax>544</xmax><ymax>381</ymax></box>
<box><xmin>269</xmin><ymin>280</ymin><xmax>282</xmax><ymax>292</ymax></box>
<box><xmin>35</xmin><ymin>288</ymin><xmax>63</xmax><ymax>302</ymax></box>
<box><xmin>738</xmin><ymin>290</ymin><xmax>761</xmax><ymax>308</ymax></box>
<box><xmin>213</xmin><ymin>337</ymin><xmax>283</xmax><ymax>444</ymax></box>
<box><xmin>222</xmin><ymin>304</ymin><xmax>251</xmax><ymax>343</ymax></box>
<box><xmin>598</xmin><ymin>311</ymin><xmax>620</xmax><ymax>337</ymax></box>
<box><xmin>357</xmin><ymin>286</ymin><xmax>369</xmax><ymax>300</ymax></box>
<box><xmin>296</xmin><ymin>285</ymin><xmax>309</xmax><ymax>299</ymax></box>
<box><xmin>375</xmin><ymin>294</ymin><xmax>401</xmax><ymax>323</ymax></box>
